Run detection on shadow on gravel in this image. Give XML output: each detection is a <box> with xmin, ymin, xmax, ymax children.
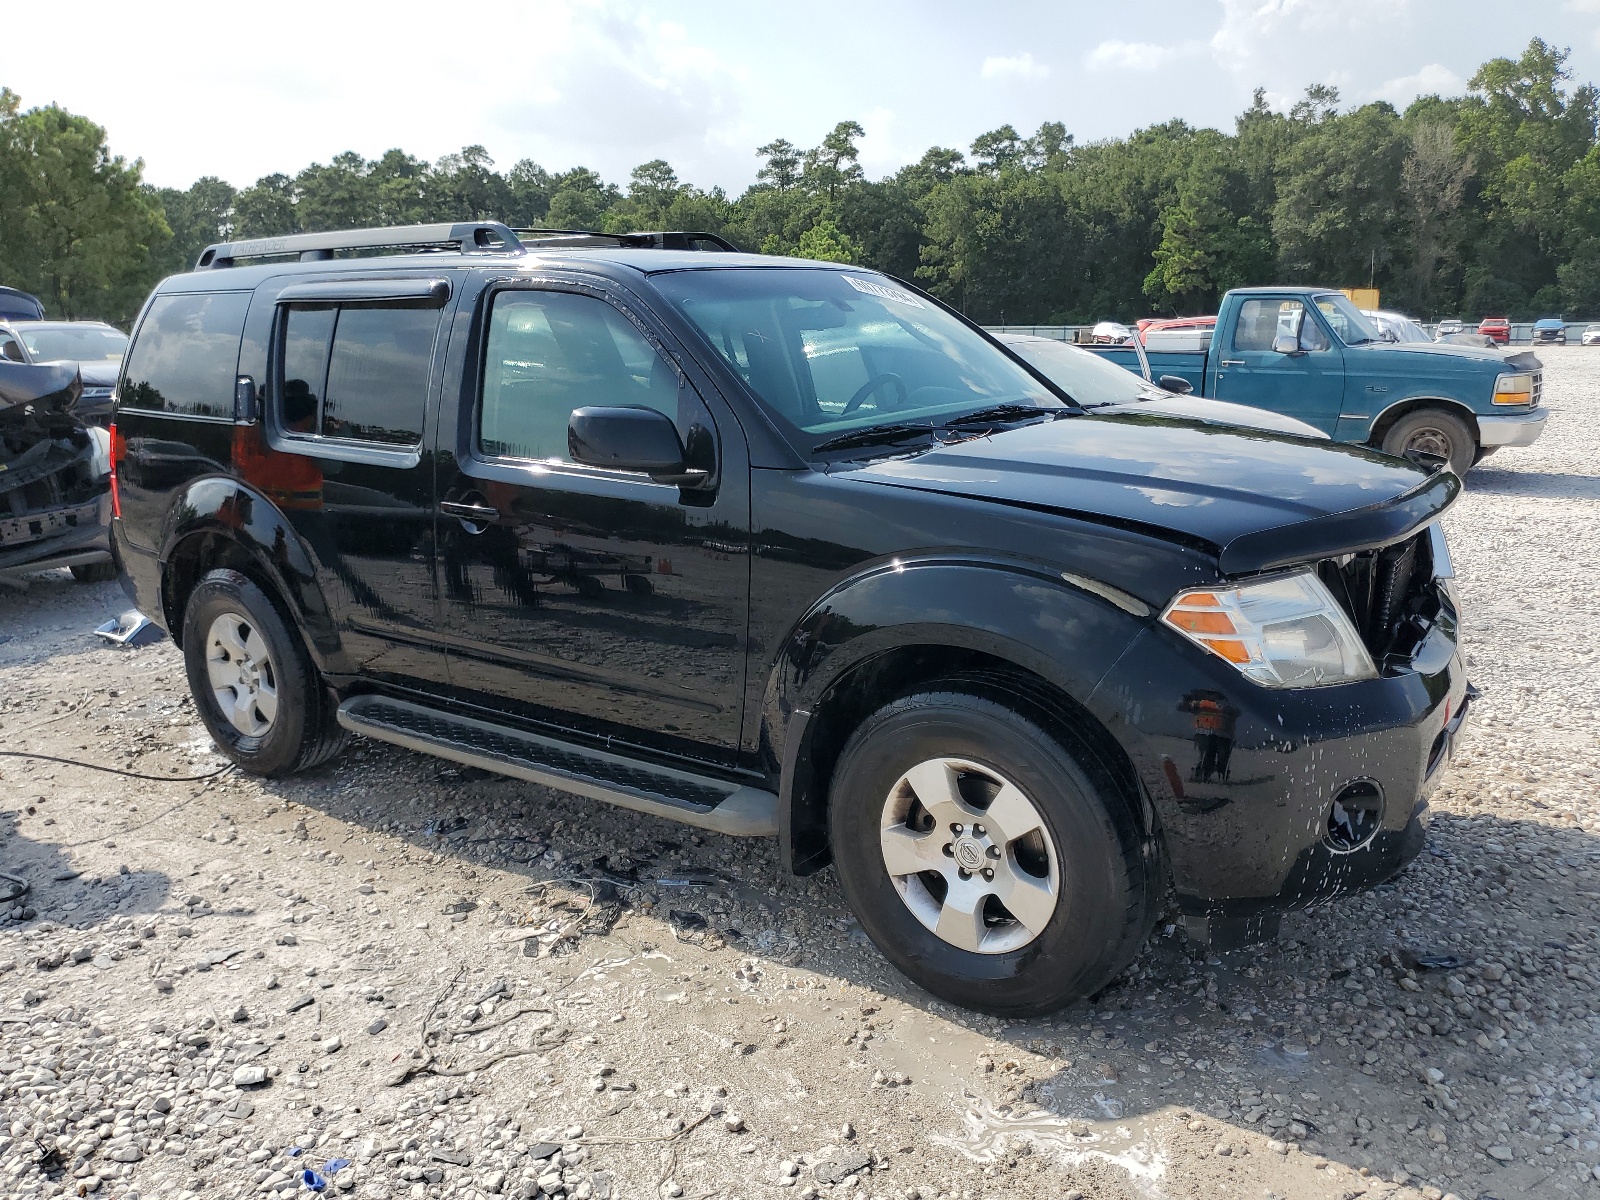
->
<box><xmin>1467</xmin><ymin>467</ymin><xmax>1600</xmax><ymax>500</ymax></box>
<box><xmin>0</xmin><ymin>569</ymin><xmax>131</xmax><ymax>669</ymax></box>
<box><xmin>248</xmin><ymin>740</ymin><xmax>1600</xmax><ymax>1200</ymax></box>
<box><xmin>0</xmin><ymin>809</ymin><xmax>172</xmax><ymax>930</ymax></box>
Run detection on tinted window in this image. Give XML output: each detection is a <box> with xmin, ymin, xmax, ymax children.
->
<box><xmin>121</xmin><ymin>292</ymin><xmax>250</xmax><ymax>416</ymax></box>
<box><xmin>281</xmin><ymin>307</ymin><xmax>335</xmax><ymax>433</ymax></box>
<box><xmin>277</xmin><ymin>303</ymin><xmax>437</xmax><ymax>446</ymax></box>
<box><xmin>480</xmin><ymin>290</ymin><xmax>680</xmax><ymax>462</ymax></box>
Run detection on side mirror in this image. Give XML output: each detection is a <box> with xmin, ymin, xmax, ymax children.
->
<box><xmin>1271</xmin><ymin>334</ymin><xmax>1301</xmax><ymax>355</ymax></box>
<box><xmin>1158</xmin><ymin>374</ymin><xmax>1193</xmax><ymax>395</ymax></box>
<box><xmin>568</xmin><ymin>406</ymin><xmax>710</xmax><ymax>487</ymax></box>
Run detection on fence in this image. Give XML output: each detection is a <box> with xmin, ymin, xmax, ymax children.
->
<box><xmin>987</xmin><ymin>322</ymin><xmax>1600</xmax><ymax>346</ymax></box>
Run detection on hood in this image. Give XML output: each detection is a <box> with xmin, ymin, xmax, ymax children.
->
<box><xmin>0</xmin><ymin>361</ymin><xmax>81</xmax><ymax>417</ymax></box>
<box><xmin>1094</xmin><ymin>393</ymin><xmax>1325</xmax><ymax>438</ymax></box>
<box><xmin>1365</xmin><ymin>340</ymin><xmax>1541</xmax><ymax>370</ymax></box>
<box><xmin>844</xmin><ymin>412</ymin><xmax>1458</xmax><ymax>574</ymax></box>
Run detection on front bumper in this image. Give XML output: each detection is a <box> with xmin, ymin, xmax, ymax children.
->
<box><xmin>1090</xmin><ymin>615</ymin><xmax>1467</xmax><ymax>921</ymax></box>
<box><xmin>1478</xmin><ymin>407</ymin><xmax>1549</xmax><ymax>448</ymax></box>
<box><xmin>0</xmin><ymin>492</ymin><xmax>111</xmax><ymax>583</ymax></box>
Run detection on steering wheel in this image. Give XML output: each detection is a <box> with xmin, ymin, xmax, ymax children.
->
<box><xmin>840</xmin><ymin>372</ymin><xmax>909</xmax><ymax>417</ymax></box>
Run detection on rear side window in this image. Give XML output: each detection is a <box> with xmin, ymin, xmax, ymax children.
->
<box><xmin>121</xmin><ymin>292</ymin><xmax>250</xmax><ymax>416</ymax></box>
<box><xmin>479</xmin><ymin>290</ymin><xmax>681</xmax><ymax>463</ymax></box>
<box><xmin>277</xmin><ymin>303</ymin><xmax>439</xmax><ymax>446</ymax></box>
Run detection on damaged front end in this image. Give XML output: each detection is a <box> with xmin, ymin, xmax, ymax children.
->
<box><xmin>0</xmin><ymin>362</ymin><xmax>113</xmax><ymax>589</ymax></box>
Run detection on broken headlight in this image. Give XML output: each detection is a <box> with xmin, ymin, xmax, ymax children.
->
<box><xmin>1161</xmin><ymin>571</ymin><xmax>1377</xmax><ymax>688</ymax></box>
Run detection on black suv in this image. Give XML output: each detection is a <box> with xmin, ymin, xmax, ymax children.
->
<box><xmin>110</xmin><ymin>222</ymin><xmax>1469</xmax><ymax>1015</ymax></box>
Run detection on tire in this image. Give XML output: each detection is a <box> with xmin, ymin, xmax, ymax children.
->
<box><xmin>70</xmin><ymin>560</ymin><xmax>118</xmax><ymax>583</ymax></box>
<box><xmin>182</xmin><ymin>568</ymin><xmax>348</xmax><ymax>776</ymax></box>
<box><xmin>1381</xmin><ymin>408</ymin><xmax>1476</xmax><ymax>477</ymax></box>
<box><xmin>828</xmin><ymin>687</ymin><xmax>1151</xmax><ymax>1016</ymax></box>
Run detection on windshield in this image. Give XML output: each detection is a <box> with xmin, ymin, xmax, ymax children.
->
<box><xmin>1001</xmin><ymin>338</ymin><xmax>1150</xmax><ymax>406</ymax></box>
<box><xmin>652</xmin><ymin>269</ymin><xmax>1061</xmax><ymax>447</ymax></box>
<box><xmin>18</xmin><ymin>325</ymin><xmax>128</xmax><ymax>362</ymax></box>
<box><xmin>1313</xmin><ymin>294</ymin><xmax>1381</xmax><ymax>345</ymax></box>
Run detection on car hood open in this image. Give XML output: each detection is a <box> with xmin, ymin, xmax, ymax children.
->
<box><xmin>845</xmin><ymin>412</ymin><xmax>1460</xmax><ymax>575</ymax></box>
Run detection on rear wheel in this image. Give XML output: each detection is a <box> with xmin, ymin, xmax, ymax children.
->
<box><xmin>182</xmin><ymin>568</ymin><xmax>347</xmax><ymax>776</ymax></box>
<box><xmin>1381</xmin><ymin>408</ymin><xmax>1475</xmax><ymax>477</ymax></box>
<box><xmin>828</xmin><ymin>687</ymin><xmax>1150</xmax><ymax>1016</ymax></box>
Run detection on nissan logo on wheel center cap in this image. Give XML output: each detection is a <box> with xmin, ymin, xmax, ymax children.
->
<box><xmin>953</xmin><ymin>838</ymin><xmax>986</xmax><ymax>870</ymax></box>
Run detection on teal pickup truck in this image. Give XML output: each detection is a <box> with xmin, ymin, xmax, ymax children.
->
<box><xmin>1089</xmin><ymin>286</ymin><xmax>1549</xmax><ymax>475</ymax></box>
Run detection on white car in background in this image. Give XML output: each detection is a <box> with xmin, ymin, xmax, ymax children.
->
<box><xmin>1434</xmin><ymin>319</ymin><xmax>1465</xmax><ymax>340</ymax></box>
<box><xmin>1362</xmin><ymin>309</ymin><xmax>1431</xmax><ymax>344</ymax></box>
<box><xmin>1582</xmin><ymin>324</ymin><xmax>1600</xmax><ymax>346</ymax></box>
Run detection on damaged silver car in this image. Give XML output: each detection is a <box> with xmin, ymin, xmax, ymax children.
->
<box><xmin>0</xmin><ymin>361</ymin><xmax>115</xmax><ymax>588</ymax></box>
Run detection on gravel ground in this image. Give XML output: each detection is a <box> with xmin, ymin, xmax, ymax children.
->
<box><xmin>2</xmin><ymin>347</ymin><xmax>1598</xmax><ymax>1200</ymax></box>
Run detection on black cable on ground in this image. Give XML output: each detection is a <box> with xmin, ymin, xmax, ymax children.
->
<box><xmin>0</xmin><ymin>750</ymin><xmax>233</xmax><ymax>782</ymax></box>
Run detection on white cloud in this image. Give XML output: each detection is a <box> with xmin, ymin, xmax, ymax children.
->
<box><xmin>1372</xmin><ymin>62</ymin><xmax>1467</xmax><ymax>104</ymax></box>
<box><xmin>1209</xmin><ymin>0</ymin><xmax>1414</xmax><ymax>76</ymax></box>
<box><xmin>1086</xmin><ymin>40</ymin><xmax>1178</xmax><ymax>72</ymax></box>
<box><xmin>980</xmin><ymin>53</ymin><xmax>1050</xmax><ymax>80</ymax></box>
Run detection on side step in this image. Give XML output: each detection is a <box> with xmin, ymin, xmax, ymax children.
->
<box><xmin>336</xmin><ymin>695</ymin><xmax>777</xmax><ymax>838</ymax></box>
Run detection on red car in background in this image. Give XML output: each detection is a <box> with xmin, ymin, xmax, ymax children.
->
<box><xmin>1478</xmin><ymin>317</ymin><xmax>1511</xmax><ymax>344</ymax></box>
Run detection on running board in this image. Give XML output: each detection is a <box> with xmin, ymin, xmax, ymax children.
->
<box><xmin>336</xmin><ymin>695</ymin><xmax>777</xmax><ymax>837</ymax></box>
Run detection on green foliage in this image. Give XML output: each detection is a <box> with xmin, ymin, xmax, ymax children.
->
<box><xmin>0</xmin><ymin>89</ymin><xmax>170</xmax><ymax>322</ymax></box>
<box><xmin>794</xmin><ymin>219</ymin><xmax>860</xmax><ymax>264</ymax></box>
<box><xmin>12</xmin><ymin>36</ymin><xmax>1600</xmax><ymax>327</ymax></box>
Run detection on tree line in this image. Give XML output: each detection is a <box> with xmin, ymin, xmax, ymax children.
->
<box><xmin>4</xmin><ymin>37</ymin><xmax>1599</xmax><ymax>326</ymax></box>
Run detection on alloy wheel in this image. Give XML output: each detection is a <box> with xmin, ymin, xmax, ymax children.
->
<box><xmin>878</xmin><ymin>757</ymin><xmax>1060</xmax><ymax>954</ymax></box>
<box><xmin>205</xmin><ymin>612</ymin><xmax>279</xmax><ymax>737</ymax></box>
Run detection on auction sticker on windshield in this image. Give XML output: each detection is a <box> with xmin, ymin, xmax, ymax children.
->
<box><xmin>845</xmin><ymin>275</ymin><xmax>925</xmax><ymax>308</ymax></box>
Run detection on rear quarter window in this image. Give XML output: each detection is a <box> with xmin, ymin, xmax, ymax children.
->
<box><xmin>120</xmin><ymin>292</ymin><xmax>251</xmax><ymax>417</ymax></box>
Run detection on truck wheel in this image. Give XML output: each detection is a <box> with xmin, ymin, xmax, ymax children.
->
<box><xmin>70</xmin><ymin>560</ymin><xmax>118</xmax><ymax>583</ymax></box>
<box><xmin>1381</xmin><ymin>409</ymin><xmax>1475</xmax><ymax>476</ymax></box>
<box><xmin>828</xmin><ymin>688</ymin><xmax>1150</xmax><ymax>1016</ymax></box>
<box><xmin>182</xmin><ymin>568</ymin><xmax>348</xmax><ymax>776</ymax></box>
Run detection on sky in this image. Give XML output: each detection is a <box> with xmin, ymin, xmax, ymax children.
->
<box><xmin>5</xmin><ymin>0</ymin><xmax>1600</xmax><ymax>194</ymax></box>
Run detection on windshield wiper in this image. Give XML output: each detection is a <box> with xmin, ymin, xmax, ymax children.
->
<box><xmin>812</xmin><ymin>422</ymin><xmax>937</xmax><ymax>453</ymax></box>
<box><xmin>942</xmin><ymin>403</ymin><xmax>1064</xmax><ymax>427</ymax></box>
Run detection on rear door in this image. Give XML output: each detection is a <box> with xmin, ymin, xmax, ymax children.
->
<box><xmin>433</xmin><ymin>276</ymin><xmax>751</xmax><ymax>765</ymax></box>
<box><xmin>238</xmin><ymin>274</ymin><xmax>459</xmax><ymax>689</ymax></box>
<box><xmin>1211</xmin><ymin>297</ymin><xmax>1345</xmax><ymax>434</ymax></box>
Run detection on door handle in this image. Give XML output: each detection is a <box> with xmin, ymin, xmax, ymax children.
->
<box><xmin>1219</xmin><ymin>359</ymin><xmax>1246</xmax><ymax>366</ymax></box>
<box><xmin>440</xmin><ymin>500</ymin><xmax>499</xmax><ymax>523</ymax></box>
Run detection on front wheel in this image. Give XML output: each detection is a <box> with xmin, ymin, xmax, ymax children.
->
<box><xmin>1381</xmin><ymin>408</ymin><xmax>1476</xmax><ymax>477</ymax></box>
<box><xmin>182</xmin><ymin>568</ymin><xmax>347</xmax><ymax>776</ymax></box>
<box><xmin>828</xmin><ymin>687</ymin><xmax>1151</xmax><ymax>1016</ymax></box>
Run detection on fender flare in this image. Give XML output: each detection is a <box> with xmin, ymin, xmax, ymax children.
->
<box><xmin>157</xmin><ymin>474</ymin><xmax>345</xmax><ymax>673</ymax></box>
<box><xmin>759</xmin><ymin>554</ymin><xmax>1153</xmax><ymax>869</ymax></box>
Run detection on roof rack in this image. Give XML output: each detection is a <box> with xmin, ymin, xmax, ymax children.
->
<box><xmin>194</xmin><ymin>222</ymin><xmax>525</xmax><ymax>270</ymax></box>
<box><xmin>514</xmin><ymin>228</ymin><xmax>740</xmax><ymax>252</ymax></box>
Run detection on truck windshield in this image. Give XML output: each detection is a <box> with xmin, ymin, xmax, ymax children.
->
<box><xmin>653</xmin><ymin>268</ymin><xmax>1062</xmax><ymax>449</ymax></box>
<box><xmin>1313</xmin><ymin>294</ymin><xmax>1381</xmax><ymax>346</ymax></box>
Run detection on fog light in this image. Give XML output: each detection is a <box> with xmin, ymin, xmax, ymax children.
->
<box><xmin>1325</xmin><ymin>780</ymin><xmax>1383</xmax><ymax>852</ymax></box>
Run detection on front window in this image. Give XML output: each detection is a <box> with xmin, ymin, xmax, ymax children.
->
<box><xmin>1313</xmin><ymin>294</ymin><xmax>1380</xmax><ymax>345</ymax></box>
<box><xmin>1233</xmin><ymin>298</ymin><xmax>1328</xmax><ymax>352</ymax></box>
<box><xmin>17</xmin><ymin>324</ymin><xmax>128</xmax><ymax>362</ymax></box>
<box><xmin>652</xmin><ymin>269</ymin><xmax>1059</xmax><ymax>448</ymax></box>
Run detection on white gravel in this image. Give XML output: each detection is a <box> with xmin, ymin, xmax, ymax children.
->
<box><xmin>0</xmin><ymin>347</ymin><xmax>1598</xmax><ymax>1200</ymax></box>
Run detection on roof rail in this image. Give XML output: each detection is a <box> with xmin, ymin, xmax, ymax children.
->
<box><xmin>514</xmin><ymin>228</ymin><xmax>741</xmax><ymax>252</ymax></box>
<box><xmin>194</xmin><ymin>222</ymin><xmax>525</xmax><ymax>270</ymax></box>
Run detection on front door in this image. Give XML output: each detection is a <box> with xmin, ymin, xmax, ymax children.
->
<box><xmin>434</xmin><ymin>280</ymin><xmax>750</xmax><ymax>766</ymax></box>
<box><xmin>1212</xmin><ymin>297</ymin><xmax>1346</xmax><ymax>434</ymax></box>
